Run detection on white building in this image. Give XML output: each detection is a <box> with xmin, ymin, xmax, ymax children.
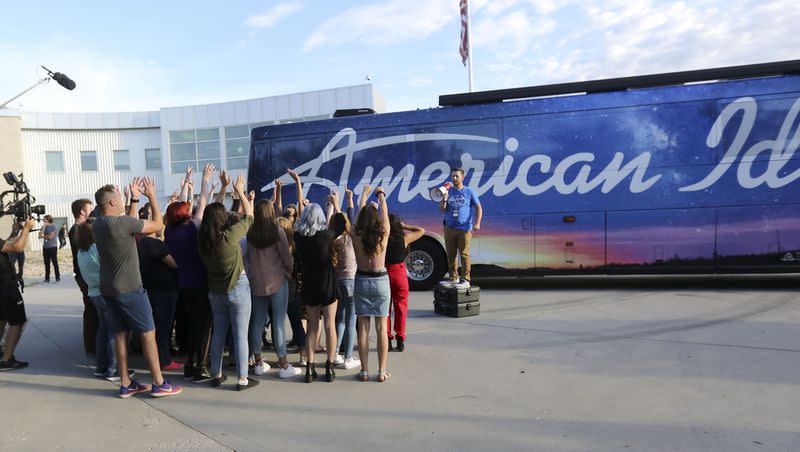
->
<box><xmin>0</xmin><ymin>84</ymin><xmax>384</xmax><ymax>248</ymax></box>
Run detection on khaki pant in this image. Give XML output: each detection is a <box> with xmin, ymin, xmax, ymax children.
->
<box><xmin>444</xmin><ymin>226</ymin><xmax>472</xmax><ymax>282</ymax></box>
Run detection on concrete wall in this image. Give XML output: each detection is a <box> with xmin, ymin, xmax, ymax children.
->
<box><xmin>0</xmin><ymin>113</ymin><xmax>24</xmax><ymax>242</ymax></box>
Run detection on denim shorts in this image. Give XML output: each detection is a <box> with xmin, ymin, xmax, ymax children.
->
<box><xmin>104</xmin><ymin>287</ymin><xmax>156</xmax><ymax>334</ymax></box>
<box><xmin>354</xmin><ymin>271</ymin><xmax>390</xmax><ymax>317</ymax></box>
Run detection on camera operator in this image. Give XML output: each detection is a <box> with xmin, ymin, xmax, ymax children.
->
<box><xmin>0</xmin><ymin>217</ymin><xmax>35</xmax><ymax>370</ymax></box>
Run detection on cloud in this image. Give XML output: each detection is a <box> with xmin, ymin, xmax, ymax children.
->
<box><xmin>469</xmin><ymin>0</ymin><xmax>800</xmax><ymax>92</ymax></box>
<box><xmin>303</xmin><ymin>0</ymin><xmax>455</xmax><ymax>52</ymax></box>
<box><xmin>576</xmin><ymin>0</ymin><xmax>800</xmax><ymax>79</ymax></box>
<box><xmin>246</xmin><ymin>3</ymin><xmax>303</xmax><ymax>29</ymax></box>
<box><xmin>472</xmin><ymin>8</ymin><xmax>556</xmax><ymax>58</ymax></box>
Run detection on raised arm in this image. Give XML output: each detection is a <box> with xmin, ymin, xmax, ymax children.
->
<box><xmin>357</xmin><ymin>184</ymin><xmax>373</xmax><ymax>217</ymax></box>
<box><xmin>374</xmin><ymin>186</ymin><xmax>389</xmax><ymax>232</ymax></box>
<box><xmin>179</xmin><ymin>166</ymin><xmax>193</xmax><ymax>202</ymax></box>
<box><xmin>127</xmin><ymin>177</ymin><xmax>142</xmax><ymax>218</ymax></box>
<box><xmin>230</xmin><ymin>189</ymin><xmax>241</xmax><ymax>213</ymax></box>
<box><xmin>272</xmin><ymin>178</ymin><xmax>283</xmax><ymax>213</ymax></box>
<box><xmin>141</xmin><ymin>177</ymin><xmax>165</xmax><ymax>235</ymax></box>
<box><xmin>287</xmin><ymin>169</ymin><xmax>304</xmax><ymax>215</ymax></box>
<box><xmin>402</xmin><ymin>223</ymin><xmax>426</xmax><ymax>247</ymax></box>
<box><xmin>2</xmin><ymin>218</ymin><xmax>35</xmax><ymax>254</ymax></box>
<box><xmin>345</xmin><ymin>187</ymin><xmax>355</xmax><ymax>223</ymax></box>
<box><xmin>213</xmin><ymin>170</ymin><xmax>231</xmax><ymax>204</ymax></box>
<box><xmin>326</xmin><ymin>195</ymin><xmax>335</xmax><ymax>225</ymax></box>
<box><xmin>233</xmin><ymin>174</ymin><xmax>253</xmax><ymax>217</ymax></box>
<box><xmin>194</xmin><ymin>163</ymin><xmax>214</xmax><ymax>224</ymax></box>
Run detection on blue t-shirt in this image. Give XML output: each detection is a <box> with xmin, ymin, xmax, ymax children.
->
<box><xmin>77</xmin><ymin>244</ymin><xmax>101</xmax><ymax>297</ymax></box>
<box><xmin>43</xmin><ymin>224</ymin><xmax>58</xmax><ymax>249</ymax></box>
<box><xmin>444</xmin><ymin>186</ymin><xmax>480</xmax><ymax>231</ymax></box>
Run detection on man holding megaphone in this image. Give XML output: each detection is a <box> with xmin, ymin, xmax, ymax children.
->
<box><xmin>437</xmin><ymin>167</ymin><xmax>482</xmax><ymax>289</ymax></box>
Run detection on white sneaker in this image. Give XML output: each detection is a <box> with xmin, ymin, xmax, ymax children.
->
<box><xmin>439</xmin><ymin>279</ymin><xmax>455</xmax><ymax>288</ymax></box>
<box><xmin>343</xmin><ymin>356</ymin><xmax>361</xmax><ymax>370</ymax></box>
<box><xmin>254</xmin><ymin>361</ymin><xmax>270</xmax><ymax>376</ymax></box>
<box><xmin>333</xmin><ymin>353</ymin><xmax>344</xmax><ymax>365</ymax></box>
<box><xmin>299</xmin><ymin>356</ymin><xmax>308</xmax><ymax>367</ymax></box>
<box><xmin>454</xmin><ymin>279</ymin><xmax>471</xmax><ymax>289</ymax></box>
<box><xmin>278</xmin><ymin>364</ymin><xmax>302</xmax><ymax>379</ymax></box>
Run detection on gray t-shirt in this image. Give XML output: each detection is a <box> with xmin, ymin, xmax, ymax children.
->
<box><xmin>93</xmin><ymin>215</ymin><xmax>145</xmax><ymax>297</ymax></box>
<box><xmin>43</xmin><ymin>224</ymin><xmax>58</xmax><ymax>249</ymax></box>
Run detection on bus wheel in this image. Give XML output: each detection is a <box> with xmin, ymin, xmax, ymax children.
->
<box><xmin>405</xmin><ymin>239</ymin><xmax>446</xmax><ymax>291</ymax></box>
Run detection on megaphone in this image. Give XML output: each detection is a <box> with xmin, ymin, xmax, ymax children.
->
<box><xmin>429</xmin><ymin>182</ymin><xmax>451</xmax><ymax>202</ymax></box>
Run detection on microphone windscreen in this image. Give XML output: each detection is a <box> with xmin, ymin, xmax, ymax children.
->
<box><xmin>53</xmin><ymin>73</ymin><xmax>76</xmax><ymax>90</ymax></box>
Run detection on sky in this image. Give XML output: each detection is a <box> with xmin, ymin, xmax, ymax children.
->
<box><xmin>1</xmin><ymin>0</ymin><xmax>799</xmax><ymax>113</ymax></box>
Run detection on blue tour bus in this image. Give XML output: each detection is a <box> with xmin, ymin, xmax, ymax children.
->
<box><xmin>249</xmin><ymin>61</ymin><xmax>800</xmax><ymax>290</ymax></box>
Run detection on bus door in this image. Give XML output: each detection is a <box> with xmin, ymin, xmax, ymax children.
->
<box><xmin>534</xmin><ymin>212</ymin><xmax>605</xmax><ymax>274</ymax></box>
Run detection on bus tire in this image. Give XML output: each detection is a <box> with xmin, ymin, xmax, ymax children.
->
<box><xmin>405</xmin><ymin>238</ymin><xmax>446</xmax><ymax>291</ymax></box>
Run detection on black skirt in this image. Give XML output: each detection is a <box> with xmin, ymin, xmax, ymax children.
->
<box><xmin>300</xmin><ymin>266</ymin><xmax>343</xmax><ymax>307</ymax></box>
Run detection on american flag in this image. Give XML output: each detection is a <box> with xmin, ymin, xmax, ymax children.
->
<box><xmin>459</xmin><ymin>0</ymin><xmax>469</xmax><ymax>66</ymax></box>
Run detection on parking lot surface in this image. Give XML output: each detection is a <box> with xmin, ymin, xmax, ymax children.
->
<box><xmin>1</xmin><ymin>275</ymin><xmax>799</xmax><ymax>451</ymax></box>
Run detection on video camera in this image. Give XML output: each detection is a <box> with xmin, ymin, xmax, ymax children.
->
<box><xmin>0</xmin><ymin>172</ymin><xmax>45</xmax><ymax>223</ymax></box>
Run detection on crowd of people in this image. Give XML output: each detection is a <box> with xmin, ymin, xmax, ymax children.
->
<box><xmin>0</xmin><ymin>164</ymin><xmax>483</xmax><ymax>399</ymax></box>
<box><xmin>57</xmin><ymin>164</ymin><xmax>423</xmax><ymax>397</ymax></box>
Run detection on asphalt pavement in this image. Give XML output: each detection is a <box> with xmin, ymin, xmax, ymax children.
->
<box><xmin>1</xmin><ymin>274</ymin><xmax>799</xmax><ymax>451</ymax></box>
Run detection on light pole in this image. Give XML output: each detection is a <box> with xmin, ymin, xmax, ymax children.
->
<box><xmin>0</xmin><ymin>66</ymin><xmax>76</xmax><ymax>110</ymax></box>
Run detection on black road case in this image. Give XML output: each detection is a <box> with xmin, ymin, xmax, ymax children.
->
<box><xmin>433</xmin><ymin>285</ymin><xmax>480</xmax><ymax>318</ymax></box>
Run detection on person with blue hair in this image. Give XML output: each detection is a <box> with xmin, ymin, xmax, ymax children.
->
<box><xmin>288</xmin><ymin>169</ymin><xmax>340</xmax><ymax>383</ymax></box>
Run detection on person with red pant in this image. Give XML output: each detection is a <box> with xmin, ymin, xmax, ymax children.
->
<box><xmin>385</xmin><ymin>214</ymin><xmax>424</xmax><ymax>352</ymax></box>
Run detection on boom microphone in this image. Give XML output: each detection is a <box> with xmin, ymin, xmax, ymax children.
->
<box><xmin>52</xmin><ymin>72</ymin><xmax>76</xmax><ymax>90</ymax></box>
<box><xmin>41</xmin><ymin>66</ymin><xmax>76</xmax><ymax>90</ymax></box>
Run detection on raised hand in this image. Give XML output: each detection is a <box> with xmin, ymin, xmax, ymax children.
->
<box><xmin>287</xmin><ymin>168</ymin><xmax>300</xmax><ymax>182</ymax></box>
<box><xmin>129</xmin><ymin>177</ymin><xmax>142</xmax><ymax>198</ymax></box>
<box><xmin>219</xmin><ymin>170</ymin><xmax>231</xmax><ymax>189</ymax></box>
<box><xmin>344</xmin><ymin>187</ymin><xmax>353</xmax><ymax>199</ymax></box>
<box><xmin>234</xmin><ymin>174</ymin><xmax>246</xmax><ymax>193</ymax></box>
<box><xmin>141</xmin><ymin>177</ymin><xmax>157</xmax><ymax>199</ymax></box>
<box><xmin>202</xmin><ymin>163</ymin><xmax>215</xmax><ymax>182</ymax></box>
<box><xmin>248</xmin><ymin>190</ymin><xmax>255</xmax><ymax>202</ymax></box>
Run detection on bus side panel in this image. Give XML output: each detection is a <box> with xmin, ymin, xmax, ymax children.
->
<box><xmin>716</xmin><ymin>205</ymin><xmax>800</xmax><ymax>271</ymax></box>
<box><xmin>470</xmin><ymin>214</ymin><xmax>535</xmax><ymax>276</ymax></box>
<box><xmin>534</xmin><ymin>212</ymin><xmax>605</xmax><ymax>273</ymax></box>
<box><xmin>606</xmin><ymin>208</ymin><xmax>716</xmax><ymax>273</ymax></box>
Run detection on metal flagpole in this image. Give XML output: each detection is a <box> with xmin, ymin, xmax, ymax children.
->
<box><xmin>466</xmin><ymin>0</ymin><xmax>474</xmax><ymax>92</ymax></box>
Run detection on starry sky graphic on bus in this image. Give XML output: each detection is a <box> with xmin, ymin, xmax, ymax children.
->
<box><xmin>250</xmin><ymin>75</ymin><xmax>800</xmax><ymax>271</ymax></box>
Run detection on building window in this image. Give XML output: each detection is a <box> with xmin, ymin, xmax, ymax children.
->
<box><xmin>45</xmin><ymin>151</ymin><xmax>64</xmax><ymax>172</ymax></box>
<box><xmin>145</xmin><ymin>148</ymin><xmax>161</xmax><ymax>170</ymax></box>
<box><xmin>225</xmin><ymin>125</ymin><xmax>250</xmax><ymax>170</ymax></box>
<box><xmin>113</xmin><ymin>150</ymin><xmax>130</xmax><ymax>171</ymax></box>
<box><xmin>52</xmin><ymin>217</ymin><xmax>68</xmax><ymax>230</ymax></box>
<box><xmin>169</xmin><ymin>128</ymin><xmax>221</xmax><ymax>174</ymax></box>
<box><xmin>80</xmin><ymin>151</ymin><xmax>98</xmax><ymax>171</ymax></box>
